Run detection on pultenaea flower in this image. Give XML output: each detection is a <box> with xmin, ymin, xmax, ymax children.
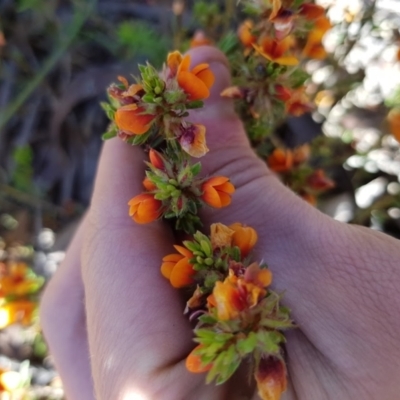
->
<box><xmin>292</xmin><ymin>144</ymin><xmax>310</xmax><ymax>165</ymax></box>
<box><xmin>115</xmin><ymin>104</ymin><xmax>156</xmax><ymax>135</ymax></box>
<box><xmin>149</xmin><ymin>149</ymin><xmax>165</xmax><ymax>170</ymax></box>
<box><xmin>274</xmin><ymin>85</ymin><xmax>292</xmax><ymax>102</ymax></box>
<box><xmin>302</xmin><ymin>15</ymin><xmax>331</xmax><ymax>60</ymax></box>
<box><xmin>267</xmin><ymin>149</ymin><xmax>293</xmax><ymax>172</ymax></box>
<box><xmin>238</xmin><ymin>20</ymin><xmax>257</xmax><ymax>48</ymax></box>
<box><xmin>298</xmin><ymin>3</ymin><xmax>325</xmax><ymax>20</ymax></box>
<box><xmin>269</xmin><ymin>0</ymin><xmax>282</xmax><ymax>21</ymax></box>
<box><xmin>0</xmin><ymin>263</ymin><xmax>41</xmax><ymax>297</ymax></box>
<box><xmin>255</xmin><ymin>356</ymin><xmax>287</xmax><ymax>400</ymax></box>
<box><xmin>179</xmin><ymin>124</ymin><xmax>209</xmax><ymax>158</ymax></box>
<box><xmin>229</xmin><ymin>223</ymin><xmax>258</xmax><ymax>257</ymax></box>
<box><xmin>285</xmin><ymin>87</ymin><xmax>312</xmax><ymax>116</ymax></box>
<box><xmin>253</xmin><ymin>36</ymin><xmax>298</xmax><ymax>66</ymax></box>
<box><xmin>221</xmin><ymin>86</ymin><xmax>246</xmax><ymax>99</ymax></box>
<box><xmin>177</xmin><ymin>54</ymin><xmax>215</xmax><ymax>101</ymax></box>
<box><xmin>186</xmin><ymin>345</ymin><xmax>213</xmax><ymax>373</ymax></box>
<box><xmin>270</xmin><ymin>9</ymin><xmax>295</xmax><ymax>40</ymax></box>
<box><xmin>388</xmin><ymin>109</ymin><xmax>400</xmax><ymax>142</ymax></box>
<box><xmin>128</xmin><ymin>193</ymin><xmax>163</xmax><ymax>224</ymax></box>
<box><xmin>307</xmin><ymin>170</ymin><xmax>335</xmax><ymax>191</ymax></box>
<box><xmin>201</xmin><ymin>177</ymin><xmax>235</xmax><ymax>208</ymax></box>
<box><xmin>210</xmin><ymin>270</ymin><xmax>267</xmax><ymax>321</ymax></box>
<box><xmin>161</xmin><ymin>245</ymin><xmax>195</xmax><ymax>288</ymax></box>
<box><xmin>0</xmin><ymin>300</ymin><xmax>36</xmax><ymax>329</ymax></box>
<box><xmin>142</xmin><ymin>177</ymin><xmax>157</xmax><ymax>191</ymax></box>
<box><xmin>210</xmin><ymin>223</ymin><xmax>234</xmax><ymax>250</ymax></box>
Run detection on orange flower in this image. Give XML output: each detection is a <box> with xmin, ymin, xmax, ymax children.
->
<box><xmin>286</xmin><ymin>87</ymin><xmax>312</xmax><ymax>116</ymax></box>
<box><xmin>161</xmin><ymin>245</ymin><xmax>195</xmax><ymax>288</ymax></box>
<box><xmin>190</xmin><ymin>30</ymin><xmax>213</xmax><ymax>48</ymax></box>
<box><xmin>212</xmin><ymin>270</ymin><xmax>266</xmax><ymax>320</ymax></box>
<box><xmin>253</xmin><ymin>36</ymin><xmax>298</xmax><ymax>66</ymax></box>
<box><xmin>201</xmin><ymin>177</ymin><xmax>235</xmax><ymax>208</ymax></box>
<box><xmin>299</xmin><ymin>4</ymin><xmax>325</xmax><ymax>20</ymax></box>
<box><xmin>269</xmin><ymin>0</ymin><xmax>282</xmax><ymax>21</ymax></box>
<box><xmin>302</xmin><ymin>15</ymin><xmax>331</xmax><ymax>60</ymax></box>
<box><xmin>229</xmin><ymin>223</ymin><xmax>258</xmax><ymax>257</ymax></box>
<box><xmin>0</xmin><ymin>300</ymin><xmax>36</xmax><ymax>329</ymax></box>
<box><xmin>177</xmin><ymin>55</ymin><xmax>215</xmax><ymax>101</ymax></box>
<box><xmin>0</xmin><ymin>263</ymin><xmax>42</xmax><ymax>297</ymax></box>
<box><xmin>149</xmin><ymin>149</ymin><xmax>165</xmax><ymax>170</ymax></box>
<box><xmin>267</xmin><ymin>149</ymin><xmax>293</xmax><ymax>172</ymax></box>
<box><xmin>179</xmin><ymin>124</ymin><xmax>209</xmax><ymax>158</ymax></box>
<box><xmin>221</xmin><ymin>86</ymin><xmax>246</xmax><ymax>99</ymax></box>
<box><xmin>388</xmin><ymin>109</ymin><xmax>400</xmax><ymax>142</ymax></box>
<box><xmin>292</xmin><ymin>144</ymin><xmax>310</xmax><ymax>165</ymax></box>
<box><xmin>270</xmin><ymin>9</ymin><xmax>295</xmax><ymax>40</ymax></box>
<box><xmin>128</xmin><ymin>193</ymin><xmax>163</xmax><ymax>224</ymax></box>
<box><xmin>186</xmin><ymin>345</ymin><xmax>213</xmax><ymax>373</ymax></box>
<box><xmin>255</xmin><ymin>356</ymin><xmax>287</xmax><ymax>400</ymax></box>
<box><xmin>307</xmin><ymin>170</ymin><xmax>335</xmax><ymax>191</ymax></box>
<box><xmin>244</xmin><ymin>263</ymin><xmax>273</xmax><ymax>288</ymax></box>
<box><xmin>142</xmin><ymin>177</ymin><xmax>157</xmax><ymax>191</ymax></box>
<box><xmin>274</xmin><ymin>85</ymin><xmax>292</xmax><ymax>102</ymax></box>
<box><xmin>167</xmin><ymin>51</ymin><xmax>183</xmax><ymax>76</ymax></box>
<box><xmin>238</xmin><ymin>20</ymin><xmax>257</xmax><ymax>48</ymax></box>
<box><xmin>115</xmin><ymin>104</ymin><xmax>156</xmax><ymax>135</ymax></box>
<box><xmin>210</xmin><ymin>223</ymin><xmax>234</xmax><ymax>250</ymax></box>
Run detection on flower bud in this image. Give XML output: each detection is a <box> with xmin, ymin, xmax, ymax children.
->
<box><xmin>255</xmin><ymin>356</ymin><xmax>287</xmax><ymax>400</ymax></box>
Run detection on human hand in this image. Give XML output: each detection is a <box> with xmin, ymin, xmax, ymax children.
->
<box><xmin>40</xmin><ymin>46</ymin><xmax>400</xmax><ymax>400</ymax></box>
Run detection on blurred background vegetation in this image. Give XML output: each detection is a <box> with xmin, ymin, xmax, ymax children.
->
<box><xmin>0</xmin><ymin>0</ymin><xmax>399</xmax><ymax>398</ymax></box>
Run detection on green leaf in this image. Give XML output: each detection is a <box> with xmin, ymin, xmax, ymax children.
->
<box><xmin>186</xmin><ymin>100</ymin><xmax>204</xmax><ymax>109</ymax></box>
<box><xmin>102</xmin><ymin>130</ymin><xmax>117</xmax><ymax>140</ymax></box>
<box><xmin>191</xmin><ymin>162</ymin><xmax>202</xmax><ymax>176</ymax></box>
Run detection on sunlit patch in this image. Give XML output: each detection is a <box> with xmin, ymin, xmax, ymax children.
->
<box><xmin>123</xmin><ymin>390</ymin><xmax>149</xmax><ymax>400</ymax></box>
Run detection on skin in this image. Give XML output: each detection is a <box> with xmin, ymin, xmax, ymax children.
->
<box><xmin>40</xmin><ymin>47</ymin><xmax>400</xmax><ymax>400</ymax></box>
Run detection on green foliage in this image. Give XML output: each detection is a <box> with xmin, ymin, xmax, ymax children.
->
<box><xmin>193</xmin><ymin>1</ymin><xmax>222</xmax><ymax>29</ymax></box>
<box><xmin>16</xmin><ymin>0</ymin><xmax>46</xmax><ymax>12</ymax></box>
<box><xmin>385</xmin><ymin>87</ymin><xmax>400</xmax><ymax>108</ymax></box>
<box><xmin>10</xmin><ymin>146</ymin><xmax>34</xmax><ymax>193</ymax></box>
<box><xmin>116</xmin><ymin>21</ymin><xmax>169</xmax><ymax>67</ymax></box>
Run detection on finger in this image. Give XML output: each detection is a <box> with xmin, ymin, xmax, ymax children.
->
<box><xmin>40</xmin><ymin>218</ymin><xmax>95</xmax><ymax>400</ymax></box>
<box><xmin>83</xmin><ymin>140</ymin><xmax>198</xmax><ymax>399</ymax></box>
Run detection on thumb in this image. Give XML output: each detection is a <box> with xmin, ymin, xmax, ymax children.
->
<box><xmin>185</xmin><ymin>46</ymin><xmax>328</xmax><ymax>286</ymax></box>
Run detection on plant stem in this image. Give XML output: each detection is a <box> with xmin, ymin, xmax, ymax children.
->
<box><xmin>0</xmin><ymin>0</ymin><xmax>97</xmax><ymax>131</ymax></box>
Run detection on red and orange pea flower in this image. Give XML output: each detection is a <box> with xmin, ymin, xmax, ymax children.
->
<box><xmin>186</xmin><ymin>345</ymin><xmax>213</xmax><ymax>373</ymax></box>
<box><xmin>178</xmin><ymin>123</ymin><xmax>209</xmax><ymax>158</ymax></box>
<box><xmin>298</xmin><ymin>3</ymin><xmax>325</xmax><ymax>20</ymax></box>
<box><xmin>255</xmin><ymin>356</ymin><xmax>287</xmax><ymax>400</ymax></box>
<box><xmin>285</xmin><ymin>87</ymin><xmax>312</xmax><ymax>116</ymax></box>
<box><xmin>149</xmin><ymin>149</ymin><xmax>165</xmax><ymax>170</ymax></box>
<box><xmin>302</xmin><ymin>15</ymin><xmax>331</xmax><ymax>60</ymax></box>
<box><xmin>208</xmin><ymin>264</ymin><xmax>272</xmax><ymax>321</ymax></box>
<box><xmin>115</xmin><ymin>104</ymin><xmax>156</xmax><ymax>135</ymax></box>
<box><xmin>267</xmin><ymin>148</ymin><xmax>293</xmax><ymax>173</ymax></box>
<box><xmin>0</xmin><ymin>300</ymin><xmax>36</xmax><ymax>329</ymax></box>
<box><xmin>253</xmin><ymin>36</ymin><xmax>298</xmax><ymax>66</ymax></box>
<box><xmin>238</xmin><ymin>20</ymin><xmax>257</xmax><ymax>48</ymax></box>
<box><xmin>0</xmin><ymin>263</ymin><xmax>41</xmax><ymax>297</ymax></box>
<box><xmin>307</xmin><ymin>169</ymin><xmax>335</xmax><ymax>191</ymax></box>
<box><xmin>229</xmin><ymin>223</ymin><xmax>258</xmax><ymax>258</ymax></box>
<box><xmin>161</xmin><ymin>245</ymin><xmax>195</xmax><ymax>288</ymax></box>
<box><xmin>201</xmin><ymin>177</ymin><xmax>235</xmax><ymax>208</ymax></box>
<box><xmin>128</xmin><ymin>193</ymin><xmax>164</xmax><ymax>224</ymax></box>
<box><xmin>292</xmin><ymin>144</ymin><xmax>311</xmax><ymax>166</ymax></box>
<box><xmin>167</xmin><ymin>52</ymin><xmax>215</xmax><ymax>101</ymax></box>
<box><xmin>388</xmin><ymin>108</ymin><xmax>400</xmax><ymax>143</ymax></box>
<box><xmin>142</xmin><ymin>177</ymin><xmax>157</xmax><ymax>191</ymax></box>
